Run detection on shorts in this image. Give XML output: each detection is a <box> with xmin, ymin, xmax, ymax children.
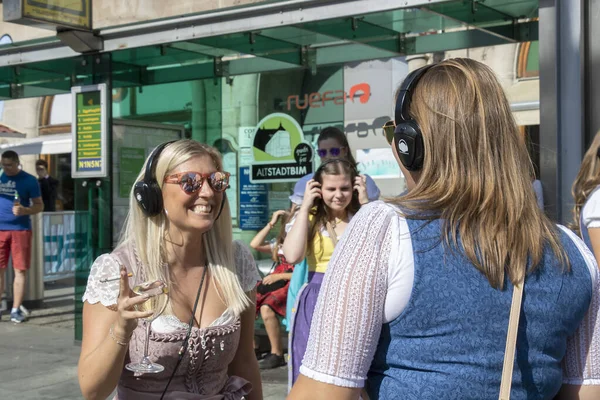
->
<box><xmin>0</xmin><ymin>230</ymin><xmax>32</xmax><ymax>271</ymax></box>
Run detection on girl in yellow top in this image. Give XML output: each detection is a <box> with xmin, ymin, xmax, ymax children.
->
<box><xmin>283</xmin><ymin>158</ymin><xmax>367</xmax><ymax>387</ymax></box>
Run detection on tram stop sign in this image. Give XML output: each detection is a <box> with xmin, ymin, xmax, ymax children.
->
<box><xmin>3</xmin><ymin>0</ymin><xmax>92</xmax><ymax>31</ymax></box>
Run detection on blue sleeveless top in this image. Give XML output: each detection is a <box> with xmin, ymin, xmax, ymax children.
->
<box><xmin>367</xmin><ymin>218</ymin><xmax>593</xmax><ymax>399</ymax></box>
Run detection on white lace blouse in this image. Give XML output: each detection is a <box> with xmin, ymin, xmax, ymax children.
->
<box><xmin>300</xmin><ymin>201</ymin><xmax>600</xmax><ymax>388</ymax></box>
<box><xmin>82</xmin><ymin>240</ymin><xmax>261</xmax><ymax>333</ymax></box>
<box><xmin>562</xmin><ymin>187</ymin><xmax>600</xmax><ymax>385</ymax></box>
<box><xmin>582</xmin><ymin>186</ymin><xmax>600</xmax><ymax>229</ymax></box>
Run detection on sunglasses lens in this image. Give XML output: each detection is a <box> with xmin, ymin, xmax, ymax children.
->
<box><xmin>383</xmin><ymin>122</ymin><xmax>395</xmax><ymax>145</ymax></box>
<box><xmin>317</xmin><ymin>149</ymin><xmax>327</xmax><ymax>158</ymax></box>
<box><xmin>180</xmin><ymin>173</ymin><xmax>201</xmax><ymax>194</ymax></box>
<box><xmin>330</xmin><ymin>148</ymin><xmax>340</xmax><ymax>157</ymax></box>
<box><xmin>209</xmin><ymin>172</ymin><xmax>229</xmax><ymax>192</ymax></box>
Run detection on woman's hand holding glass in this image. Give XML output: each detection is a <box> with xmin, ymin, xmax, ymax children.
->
<box><xmin>112</xmin><ymin>265</ymin><xmax>169</xmax><ymax>374</ymax></box>
<box><xmin>113</xmin><ymin>266</ymin><xmax>154</xmax><ymax>340</ymax></box>
<box><xmin>301</xmin><ymin>179</ymin><xmax>321</xmax><ymax>212</ymax></box>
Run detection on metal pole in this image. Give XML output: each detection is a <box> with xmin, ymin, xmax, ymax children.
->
<box><xmin>539</xmin><ymin>0</ymin><xmax>584</xmax><ymax>223</ymax></box>
<box><xmin>539</xmin><ymin>0</ymin><xmax>560</xmax><ymax>220</ymax></box>
<box><xmin>584</xmin><ymin>0</ymin><xmax>600</xmax><ymax>147</ymax></box>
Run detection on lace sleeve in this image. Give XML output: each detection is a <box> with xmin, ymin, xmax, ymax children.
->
<box><xmin>233</xmin><ymin>240</ymin><xmax>261</xmax><ymax>292</ymax></box>
<box><xmin>81</xmin><ymin>254</ymin><xmax>122</xmax><ymax>307</ymax></box>
<box><xmin>583</xmin><ymin>187</ymin><xmax>600</xmax><ymax>229</ymax></box>
<box><xmin>300</xmin><ymin>201</ymin><xmax>397</xmax><ymax>387</ymax></box>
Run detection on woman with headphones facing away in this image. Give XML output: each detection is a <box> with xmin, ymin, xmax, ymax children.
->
<box><xmin>288</xmin><ymin>58</ymin><xmax>598</xmax><ymax>400</ymax></box>
<box><xmin>283</xmin><ymin>158</ymin><xmax>365</xmax><ymax>388</ymax></box>
<box><xmin>78</xmin><ymin>140</ymin><xmax>262</xmax><ymax>400</ymax></box>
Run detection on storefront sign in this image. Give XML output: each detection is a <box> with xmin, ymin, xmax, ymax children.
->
<box><xmin>119</xmin><ymin>147</ymin><xmax>145</xmax><ymax>198</ymax></box>
<box><xmin>238</xmin><ymin>126</ymin><xmax>256</xmax><ymax>166</ymax></box>
<box><xmin>250</xmin><ymin>113</ymin><xmax>314</xmax><ymax>183</ymax></box>
<box><xmin>71</xmin><ymin>84</ymin><xmax>108</xmax><ymax>178</ymax></box>
<box><xmin>286</xmin><ymin>83</ymin><xmax>371</xmax><ymax>111</ymax></box>
<box><xmin>4</xmin><ymin>0</ymin><xmax>92</xmax><ymax>31</ymax></box>
<box><xmin>239</xmin><ymin>167</ymin><xmax>269</xmax><ymax>230</ymax></box>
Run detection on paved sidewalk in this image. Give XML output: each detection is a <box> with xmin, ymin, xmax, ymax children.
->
<box><xmin>0</xmin><ymin>279</ymin><xmax>288</xmax><ymax>399</ymax></box>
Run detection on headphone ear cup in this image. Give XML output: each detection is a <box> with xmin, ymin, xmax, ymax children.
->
<box><xmin>394</xmin><ymin>121</ymin><xmax>424</xmax><ymax>171</ymax></box>
<box><xmin>134</xmin><ymin>181</ymin><xmax>164</xmax><ymax>217</ymax></box>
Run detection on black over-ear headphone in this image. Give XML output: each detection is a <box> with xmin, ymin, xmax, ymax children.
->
<box><xmin>134</xmin><ymin>141</ymin><xmax>175</xmax><ymax>217</ymax></box>
<box><xmin>134</xmin><ymin>140</ymin><xmax>229</xmax><ymax>220</ymax></box>
<box><xmin>394</xmin><ymin>64</ymin><xmax>434</xmax><ymax>171</ymax></box>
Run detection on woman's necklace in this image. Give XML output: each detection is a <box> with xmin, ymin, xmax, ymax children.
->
<box><xmin>330</xmin><ymin>216</ymin><xmax>345</xmax><ymax>229</ymax></box>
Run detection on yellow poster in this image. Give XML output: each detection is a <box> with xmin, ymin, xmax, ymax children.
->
<box><xmin>23</xmin><ymin>0</ymin><xmax>91</xmax><ymax>30</ymax></box>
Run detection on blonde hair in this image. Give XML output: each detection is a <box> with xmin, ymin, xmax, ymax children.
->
<box><xmin>571</xmin><ymin>131</ymin><xmax>600</xmax><ymax>234</ymax></box>
<box><xmin>118</xmin><ymin>139</ymin><xmax>250</xmax><ymax>315</ymax></box>
<box><xmin>390</xmin><ymin>58</ymin><xmax>566</xmax><ymax>289</ymax></box>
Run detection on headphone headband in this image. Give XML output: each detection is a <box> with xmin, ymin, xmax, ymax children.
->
<box><xmin>395</xmin><ymin>64</ymin><xmax>434</xmax><ymax>124</ymax></box>
<box><xmin>315</xmin><ymin>158</ymin><xmax>358</xmax><ymax>176</ymax></box>
<box><xmin>135</xmin><ymin>141</ymin><xmax>176</xmax><ymax>217</ymax></box>
<box><xmin>144</xmin><ymin>141</ymin><xmax>175</xmax><ymax>183</ymax></box>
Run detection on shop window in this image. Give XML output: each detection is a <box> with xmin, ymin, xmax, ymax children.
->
<box><xmin>517</xmin><ymin>41</ymin><xmax>539</xmax><ymax>79</ymax></box>
<box><xmin>38</xmin><ymin>94</ymin><xmax>75</xmax><ymax>210</ymax></box>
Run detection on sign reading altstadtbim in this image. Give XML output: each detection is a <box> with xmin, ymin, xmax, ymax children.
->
<box><xmin>250</xmin><ymin>113</ymin><xmax>314</xmax><ymax>183</ymax></box>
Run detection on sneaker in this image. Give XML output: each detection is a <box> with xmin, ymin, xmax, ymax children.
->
<box><xmin>10</xmin><ymin>309</ymin><xmax>25</xmax><ymax>323</ymax></box>
<box><xmin>255</xmin><ymin>348</ymin><xmax>265</xmax><ymax>360</ymax></box>
<box><xmin>259</xmin><ymin>353</ymin><xmax>286</xmax><ymax>369</ymax></box>
<box><xmin>19</xmin><ymin>305</ymin><xmax>30</xmax><ymax>317</ymax></box>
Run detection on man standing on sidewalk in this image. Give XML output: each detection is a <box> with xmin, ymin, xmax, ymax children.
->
<box><xmin>35</xmin><ymin>159</ymin><xmax>59</xmax><ymax>212</ymax></box>
<box><xmin>0</xmin><ymin>151</ymin><xmax>43</xmax><ymax>323</ymax></box>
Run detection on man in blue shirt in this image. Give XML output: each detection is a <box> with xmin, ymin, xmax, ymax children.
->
<box><xmin>0</xmin><ymin>150</ymin><xmax>43</xmax><ymax>323</ymax></box>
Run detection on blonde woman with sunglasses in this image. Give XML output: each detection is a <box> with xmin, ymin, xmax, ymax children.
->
<box><xmin>289</xmin><ymin>59</ymin><xmax>598</xmax><ymax>400</ymax></box>
<box><xmin>79</xmin><ymin>140</ymin><xmax>262</xmax><ymax>400</ymax></box>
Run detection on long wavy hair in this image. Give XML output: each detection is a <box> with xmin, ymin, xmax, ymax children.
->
<box><xmin>118</xmin><ymin>140</ymin><xmax>250</xmax><ymax>316</ymax></box>
<box><xmin>390</xmin><ymin>58</ymin><xmax>566</xmax><ymax>289</ymax></box>
<box><xmin>571</xmin><ymin>131</ymin><xmax>600</xmax><ymax>235</ymax></box>
<box><xmin>309</xmin><ymin>159</ymin><xmax>361</xmax><ymax>245</ymax></box>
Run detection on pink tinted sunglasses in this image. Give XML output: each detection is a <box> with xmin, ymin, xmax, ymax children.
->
<box><xmin>164</xmin><ymin>171</ymin><xmax>230</xmax><ymax>195</ymax></box>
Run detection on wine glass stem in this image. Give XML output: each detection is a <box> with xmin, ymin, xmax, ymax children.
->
<box><xmin>143</xmin><ymin>320</ymin><xmax>151</xmax><ymax>361</ymax></box>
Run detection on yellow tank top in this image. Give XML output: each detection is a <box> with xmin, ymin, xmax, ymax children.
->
<box><xmin>306</xmin><ymin>216</ymin><xmax>336</xmax><ymax>274</ymax></box>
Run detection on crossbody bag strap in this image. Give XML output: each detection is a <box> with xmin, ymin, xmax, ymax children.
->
<box><xmin>498</xmin><ymin>280</ymin><xmax>524</xmax><ymax>400</ymax></box>
<box><xmin>325</xmin><ymin>221</ymin><xmax>339</xmax><ymax>247</ymax></box>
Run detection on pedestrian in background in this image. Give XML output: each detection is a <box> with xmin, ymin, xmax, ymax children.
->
<box><xmin>284</xmin><ymin>158</ymin><xmax>364</xmax><ymax>388</ymax></box>
<box><xmin>250</xmin><ymin>207</ymin><xmax>296</xmax><ymax>369</ymax></box>
<box><xmin>289</xmin><ymin>127</ymin><xmax>380</xmax><ymax>205</ymax></box>
<box><xmin>0</xmin><ymin>150</ymin><xmax>43</xmax><ymax>323</ymax></box>
<box><xmin>35</xmin><ymin>159</ymin><xmax>59</xmax><ymax>212</ymax></box>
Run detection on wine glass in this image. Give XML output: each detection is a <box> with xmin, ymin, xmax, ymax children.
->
<box><xmin>125</xmin><ymin>279</ymin><xmax>169</xmax><ymax>374</ymax></box>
